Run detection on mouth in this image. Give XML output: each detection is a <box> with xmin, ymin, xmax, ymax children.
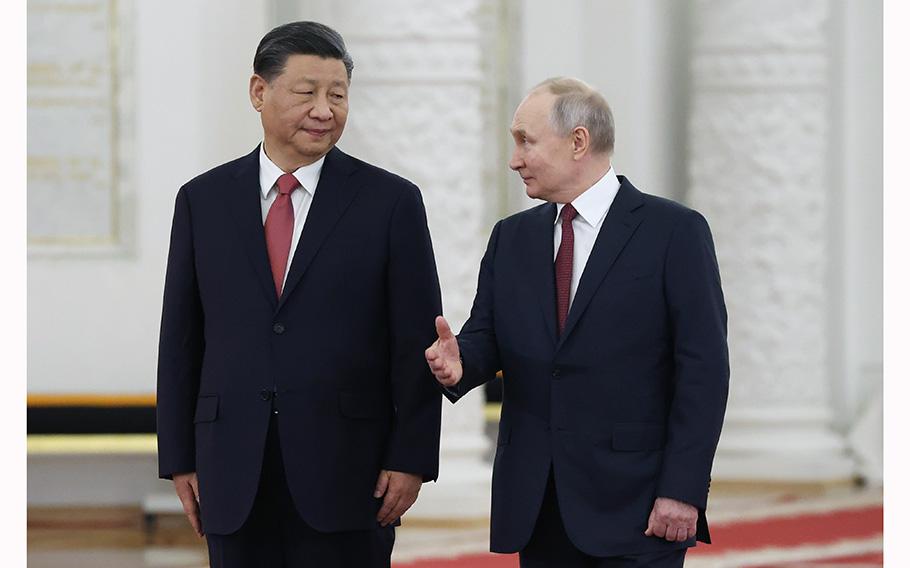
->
<box><xmin>520</xmin><ymin>176</ymin><xmax>534</xmax><ymax>184</ymax></box>
<box><xmin>302</xmin><ymin>128</ymin><xmax>331</xmax><ymax>138</ymax></box>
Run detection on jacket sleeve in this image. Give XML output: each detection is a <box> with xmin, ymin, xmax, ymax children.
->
<box><xmin>444</xmin><ymin>221</ymin><xmax>504</xmax><ymax>403</ymax></box>
<box><xmin>656</xmin><ymin>209</ymin><xmax>729</xmax><ymax>510</ymax></box>
<box><xmin>156</xmin><ymin>186</ymin><xmax>205</xmax><ymax>479</ymax></box>
<box><xmin>382</xmin><ymin>184</ymin><xmax>444</xmax><ymax>481</ymax></box>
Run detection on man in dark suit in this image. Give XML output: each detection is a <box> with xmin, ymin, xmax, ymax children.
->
<box><xmin>157</xmin><ymin>21</ymin><xmax>442</xmax><ymax>567</ymax></box>
<box><xmin>425</xmin><ymin>77</ymin><xmax>729</xmax><ymax>567</ymax></box>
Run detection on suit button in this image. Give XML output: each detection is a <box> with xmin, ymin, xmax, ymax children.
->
<box><xmin>272</xmin><ymin>322</ymin><xmax>285</xmax><ymax>335</ymax></box>
<box><xmin>259</xmin><ymin>389</ymin><xmax>272</xmax><ymax>401</ymax></box>
<box><xmin>552</xmin><ymin>368</ymin><xmax>561</xmax><ymax>378</ymax></box>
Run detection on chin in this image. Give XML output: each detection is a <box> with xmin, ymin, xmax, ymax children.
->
<box><xmin>296</xmin><ymin>142</ymin><xmax>333</xmax><ymax>159</ymax></box>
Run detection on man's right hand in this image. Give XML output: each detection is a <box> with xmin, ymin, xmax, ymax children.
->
<box><xmin>425</xmin><ymin>316</ymin><xmax>463</xmax><ymax>387</ymax></box>
<box><xmin>173</xmin><ymin>472</ymin><xmax>203</xmax><ymax>537</ymax></box>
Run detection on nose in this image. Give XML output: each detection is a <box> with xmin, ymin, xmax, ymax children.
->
<box><xmin>309</xmin><ymin>95</ymin><xmax>333</xmax><ymax>120</ymax></box>
<box><xmin>509</xmin><ymin>147</ymin><xmax>523</xmax><ymax>171</ymax></box>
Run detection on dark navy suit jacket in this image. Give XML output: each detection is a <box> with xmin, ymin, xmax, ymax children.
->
<box><xmin>157</xmin><ymin>145</ymin><xmax>443</xmax><ymax>535</ymax></box>
<box><xmin>446</xmin><ymin>177</ymin><xmax>729</xmax><ymax>557</ymax></box>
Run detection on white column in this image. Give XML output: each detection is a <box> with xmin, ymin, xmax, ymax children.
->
<box><xmin>687</xmin><ymin>0</ymin><xmax>854</xmax><ymax>482</ymax></box>
<box><xmin>302</xmin><ymin>0</ymin><xmax>493</xmax><ymax>518</ymax></box>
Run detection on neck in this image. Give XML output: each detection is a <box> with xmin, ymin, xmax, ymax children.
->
<box><xmin>262</xmin><ymin>139</ymin><xmax>324</xmax><ymax>173</ymax></box>
<box><xmin>557</xmin><ymin>157</ymin><xmax>612</xmax><ymax>204</ymax></box>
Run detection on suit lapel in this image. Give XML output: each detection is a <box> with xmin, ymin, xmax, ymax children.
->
<box><xmin>277</xmin><ymin>146</ymin><xmax>360</xmax><ymax>312</ymax></box>
<box><xmin>523</xmin><ymin>203</ymin><xmax>558</xmax><ymax>345</ymax></box>
<box><xmin>225</xmin><ymin>145</ymin><xmax>278</xmax><ymax>309</ymax></box>
<box><xmin>556</xmin><ymin>177</ymin><xmax>645</xmax><ymax>350</ymax></box>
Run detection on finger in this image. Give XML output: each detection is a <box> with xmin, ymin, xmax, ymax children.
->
<box><xmin>435</xmin><ymin>316</ymin><xmax>454</xmax><ymax>341</ymax></box>
<box><xmin>377</xmin><ymin>493</ymin><xmax>402</xmax><ymax>526</ymax></box>
<box><xmin>389</xmin><ymin>494</ymin><xmax>417</xmax><ymax>523</ymax></box>
<box><xmin>425</xmin><ymin>347</ymin><xmax>438</xmax><ymax>361</ymax></box>
<box><xmin>652</xmin><ymin>523</ymin><xmax>668</xmax><ymax>538</ymax></box>
<box><xmin>673</xmin><ymin>527</ymin><xmax>687</xmax><ymax>542</ymax></box>
<box><xmin>188</xmin><ymin>478</ymin><xmax>204</xmax><ymax>537</ymax></box>
<box><xmin>374</xmin><ymin>471</ymin><xmax>390</xmax><ymax>498</ymax></box>
<box><xmin>189</xmin><ymin>476</ymin><xmax>200</xmax><ymax>502</ymax></box>
<box><xmin>687</xmin><ymin>526</ymin><xmax>697</xmax><ymax>540</ymax></box>
<box><xmin>173</xmin><ymin>481</ymin><xmax>203</xmax><ymax>536</ymax></box>
<box><xmin>644</xmin><ymin>508</ymin><xmax>656</xmax><ymax>536</ymax></box>
<box><xmin>376</xmin><ymin>484</ymin><xmax>399</xmax><ymax>519</ymax></box>
<box><xmin>175</xmin><ymin>485</ymin><xmax>196</xmax><ymax>513</ymax></box>
<box><xmin>180</xmin><ymin>494</ymin><xmax>202</xmax><ymax>536</ymax></box>
<box><xmin>188</xmin><ymin>509</ymin><xmax>203</xmax><ymax>537</ymax></box>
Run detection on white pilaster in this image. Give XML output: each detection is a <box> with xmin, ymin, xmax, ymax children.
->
<box><xmin>303</xmin><ymin>0</ymin><xmax>494</xmax><ymax>518</ymax></box>
<box><xmin>687</xmin><ymin>0</ymin><xmax>854</xmax><ymax>482</ymax></box>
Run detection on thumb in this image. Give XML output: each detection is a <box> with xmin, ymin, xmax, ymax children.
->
<box><xmin>644</xmin><ymin>505</ymin><xmax>656</xmax><ymax>536</ymax></box>
<box><xmin>374</xmin><ymin>470</ymin><xmax>391</xmax><ymax>498</ymax></box>
<box><xmin>435</xmin><ymin>316</ymin><xmax>454</xmax><ymax>341</ymax></box>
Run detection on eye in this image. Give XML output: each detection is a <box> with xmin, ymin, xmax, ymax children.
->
<box><xmin>330</xmin><ymin>92</ymin><xmax>346</xmax><ymax>101</ymax></box>
<box><xmin>293</xmin><ymin>90</ymin><xmax>314</xmax><ymax>96</ymax></box>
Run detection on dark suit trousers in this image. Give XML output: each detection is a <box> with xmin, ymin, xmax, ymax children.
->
<box><xmin>205</xmin><ymin>413</ymin><xmax>395</xmax><ymax>568</ymax></box>
<box><xmin>519</xmin><ymin>470</ymin><xmax>686</xmax><ymax>568</ymax></box>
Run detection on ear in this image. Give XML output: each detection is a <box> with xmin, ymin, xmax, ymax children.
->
<box><xmin>571</xmin><ymin>126</ymin><xmax>591</xmax><ymax>160</ymax></box>
<box><xmin>249</xmin><ymin>74</ymin><xmax>267</xmax><ymax>112</ymax></box>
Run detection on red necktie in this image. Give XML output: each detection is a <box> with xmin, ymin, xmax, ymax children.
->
<box><xmin>265</xmin><ymin>173</ymin><xmax>300</xmax><ymax>297</ymax></box>
<box><xmin>555</xmin><ymin>203</ymin><xmax>577</xmax><ymax>336</ymax></box>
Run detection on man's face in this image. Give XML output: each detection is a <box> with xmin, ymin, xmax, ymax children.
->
<box><xmin>508</xmin><ymin>92</ymin><xmax>576</xmax><ymax>202</ymax></box>
<box><xmin>251</xmin><ymin>54</ymin><xmax>349</xmax><ymax>166</ymax></box>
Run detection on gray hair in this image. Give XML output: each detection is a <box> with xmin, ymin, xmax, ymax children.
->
<box><xmin>533</xmin><ymin>77</ymin><xmax>615</xmax><ymax>155</ymax></box>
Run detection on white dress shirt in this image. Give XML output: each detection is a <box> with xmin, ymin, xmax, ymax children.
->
<box><xmin>259</xmin><ymin>144</ymin><xmax>325</xmax><ymax>291</ymax></box>
<box><xmin>554</xmin><ymin>167</ymin><xmax>621</xmax><ymax>307</ymax></box>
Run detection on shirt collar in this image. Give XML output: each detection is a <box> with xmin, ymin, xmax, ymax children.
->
<box><xmin>258</xmin><ymin>143</ymin><xmax>325</xmax><ymax>199</ymax></box>
<box><xmin>555</xmin><ymin>166</ymin><xmax>621</xmax><ymax>227</ymax></box>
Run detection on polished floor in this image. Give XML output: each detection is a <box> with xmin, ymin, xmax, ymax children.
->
<box><xmin>28</xmin><ymin>484</ymin><xmax>883</xmax><ymax>567</ymax></box>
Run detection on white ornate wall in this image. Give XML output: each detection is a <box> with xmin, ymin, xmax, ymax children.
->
<box><xmin>289</xmin><ymin>0</ymin><xmax>495</xmax><ymax>518</ymax></box>
<box><xmin>688</xmin><ymin>0</ymin><xmax>856</xmax><ymax>482</ymax></box>
<box><xmin>26</xmin><ymin>0</ymin><xmax>882</xmax><ymax>507</ymax></box>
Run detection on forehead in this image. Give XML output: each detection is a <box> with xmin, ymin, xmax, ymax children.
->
<box><xmin>511</xmin><ymin>91</ymin><xmax>555</xmax><ymax>133</ymax></box>
<box><xmin>277</xmin><ymin>53</ymin><xmax>349</xmax><ymax>86</ymax></box>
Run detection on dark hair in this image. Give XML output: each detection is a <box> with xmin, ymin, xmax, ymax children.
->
<box><xmin>253</xmin><ymin>21</ymin><xmax>354</xmax><ymax>83</ymax></box>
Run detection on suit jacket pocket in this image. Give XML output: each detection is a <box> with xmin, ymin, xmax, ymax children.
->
<box><xmin>193</xmin><ymin>395</ymin><xmax>219</xmax><ymax>423</ymax></box>
<box><xmin>611</xmin><ymin>422</ymin><xmax>666</xmax><ymax>451</ymax></box>
<box><xmin>338</xmin><ymin>392</ymin><xmax>387</xmax><ymax>420</ymax></box>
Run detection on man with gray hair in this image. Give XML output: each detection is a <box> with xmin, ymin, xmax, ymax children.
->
<box><xmin>426</xmin><ymin>78</ymin><xmax>729</xmax><ymax>566</ymax></box>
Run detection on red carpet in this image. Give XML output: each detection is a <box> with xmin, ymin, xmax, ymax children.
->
<box><xmin>689</xmin><ymin>505</ymin><xmax>883</xmax><ymax>555</ymax></box>
<box><xmin>396</xmin><ymin>502</ymin><xmax>883</xmax><ymax>567</ymax></box>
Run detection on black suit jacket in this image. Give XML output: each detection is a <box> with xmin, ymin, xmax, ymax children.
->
<box><xmin>157</xmin><ymin>145</ymin><xmax>443</xmax><ymax>535</ymax></box>
<box><xmin>446</xmin><ymin>177</ymin><xmax>729</xmax><ymax>557</ymax></box>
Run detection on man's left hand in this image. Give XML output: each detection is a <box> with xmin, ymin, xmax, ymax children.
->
<box><xmin>644</xmin><ymin>497</ymin><xmax>698</xmax><ymax>542</ymax></box>
<box><xmin>374</xmin><ymin>469</ymin><xmax>422</xmax><ymax>527</ymax></box>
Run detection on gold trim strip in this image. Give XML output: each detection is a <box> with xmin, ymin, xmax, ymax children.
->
<box><xmin>27</xmin><ymin>434</ymin><xmax>157</xmax><ymax>455</ymax></box>
<box><xmin>27</xmin><ymin>394</ymin><xmax>156</xmax><ymax>407</ymax></box>
<box><xmin>484</xmin><ymin>402</ymin><xmax>502</xmax><ymax>422</ymax></box>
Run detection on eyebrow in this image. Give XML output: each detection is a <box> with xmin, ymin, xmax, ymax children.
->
<box><xmin>510</xmin><ymin>127</ymin><xmax>527</xmax><ymax>137</ymax></box>
<box><xmin>294</xmin><ymin>78</ymin><xmax>348</xmax><ymax>88</ymax></box>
